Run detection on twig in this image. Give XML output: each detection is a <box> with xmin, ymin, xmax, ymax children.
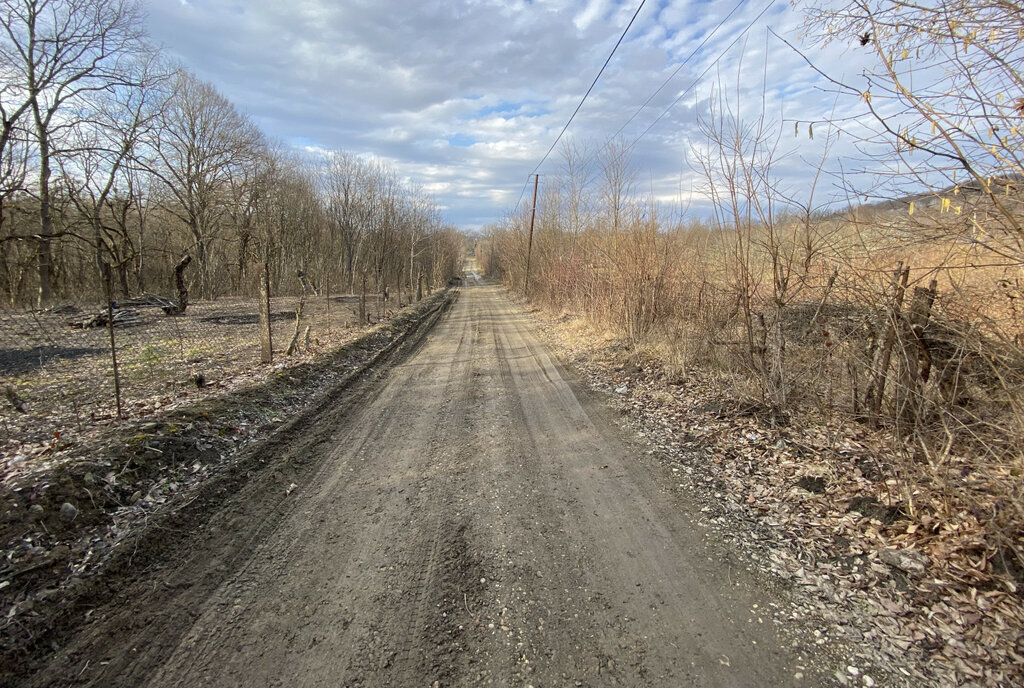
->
<box><xmin>463</xmin><ymin>592</ymin><xmax>479</xmax><ymax>624</ymax></box>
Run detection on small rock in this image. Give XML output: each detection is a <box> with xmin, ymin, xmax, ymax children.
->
<box><xmin>879</xmin><ymin>547</ymin><xmax>929</xmax><ymax>576</ymax></box>
<box><xmin>615</xmin><ymin>385</ymin><xmax>628</xmax><ymax>394</ymax></box>
<box><xmin>29</xmin><ymin>504</ymin><xmax>44</xmax><ymax>515</ymax></box>
<box><xmin>49</xmin><ymin>544</ymin><xmax>71</xmax><ymax>561</ymax></box>
<box><xmin>847</xmin><ymin>665</ymin><xmax>860</xmax><ymax>676</ymax></box>
<box><xmin>59</xmin><ymin>502</ymin><xmax>78</xmax><ymax>522</ymax></box>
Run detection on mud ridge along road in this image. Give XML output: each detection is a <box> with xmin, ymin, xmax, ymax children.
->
<box><xmin>18</xmin><ymin>276</ymin><xmax>833</xmax><ymax>687</ymax></box>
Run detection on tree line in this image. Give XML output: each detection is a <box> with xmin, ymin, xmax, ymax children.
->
<box><xmin>0</xmin><ymin>0</ymin><xmax>462</xmax><ymax>309</ymax></box>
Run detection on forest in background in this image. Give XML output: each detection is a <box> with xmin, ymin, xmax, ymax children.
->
<box><xmin>0</xmin><ymin>0</ymin><xmax>463</xmax><ymax>311</ymax></box>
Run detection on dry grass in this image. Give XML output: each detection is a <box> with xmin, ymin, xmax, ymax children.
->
<box><xmin>485</xmin><ymin>194</ymin><xmax>1024</xmax><ymax>592</ymax></box>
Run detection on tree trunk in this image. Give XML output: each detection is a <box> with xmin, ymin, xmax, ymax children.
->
<box><xmin>135</xmin><ymin>191</ymin><xmax>146</xmax><ymax>294</ymax></box>
<box><xmin>102</xmin><ymin>262</ymin><xmax>123</xmax><ymax>418</ymax></box>
<box><xmin>359</xmin><ymin>271</ymin><xmax>367</xmax><ymax>324</ymax></box>
<box><xmin>285</xmin><ymin>298</ymin><xmax>305</xmax><ymax>356</ymax></box>
<box><xmin>237</xmin><ymin>232</ymin><xmax>250</xmax><ymax>293</ymax></box>
<box><xmin>286</xmin><ymin>271</ymin><xmax>309</xmax><ymax>356</ymax></box>
<box><xmin>173</xmin><ymin>254</ymin><xmax>192</xmax><ymax>314</ymax></box>
<box><xmin>117</xmin><ymin>260</ymin><xmax>131</xmax><ymax>299</ymax></box>
<box><xmin>35</xmin><ymin>121</ymin><xmax>55</xmax><ymax>308</ymax></box>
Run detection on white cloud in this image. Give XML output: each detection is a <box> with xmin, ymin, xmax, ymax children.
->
<box><xmin>140</xmin><ymin>0</ymin><xmax>883</xmax><ymax>229</ymax></box>
<box><xmin>574</xmin><ymin>0</ymin><xmax>609</xmax><ymax>31</ymax></box>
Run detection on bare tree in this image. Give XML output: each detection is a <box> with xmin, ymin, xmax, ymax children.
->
<box><xmin>689</xmin><ymin>56</ymin><xmax>822</xmax><ymax>407</ymax></box>
<box><xmin>597</xmin><ymin>137</ymin><xmax>636</xmax><ymax>236</ymax></box>
<box><xmin>149</xmin><ymin>70</ymin><xmax>262</xmax><ymax>300</ymax></box>
<box><xmin>0</xmin><ymin>0</ymin><xmax>148</xmax><ymax>306</ymax></box>
<box><xmin>552</xmin><ymin>139</ymin><xmax>595</xmax><ymax>308</ymax></box>
<box><xmin>0</xmin><ymin>132</ymin><xmax>28</xmax><ymax>303</ymax></box>
<box><xmin>57</xmin><ymin>51</ymin><xmax>168</xmax><ymax>297</ymax></box>
<box><xmin>320</xmin><ymin>152</ymin><xmax>369</xmax><ymax>293</ymax></box>
<box><xmin>797</xmin><ymin>0</ymin><xmax>1024</xmax><ymax>262</ymax></box>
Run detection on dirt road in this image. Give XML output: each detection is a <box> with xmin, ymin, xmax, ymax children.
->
<box><xmin>28</xmin><ymin>278</ymin><xmax>823</xmax><ymax>687</ymax></box>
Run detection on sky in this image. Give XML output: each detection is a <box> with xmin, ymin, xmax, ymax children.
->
<box><xmin>138</xmin><ymin>0</ymin><xmax>879</xmax><ymax>230</ymax></box>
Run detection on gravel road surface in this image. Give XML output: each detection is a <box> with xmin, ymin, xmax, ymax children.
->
<box><xmin>29</xmin><ymin>278</ymin><xmax>822</xmax><ymax>687</ymax></box>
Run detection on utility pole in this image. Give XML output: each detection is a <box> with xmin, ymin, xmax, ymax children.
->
<box><xmin>524</xmin><ymin>173</ymin><xmax>539</xmax><ymax>296</ymax></box>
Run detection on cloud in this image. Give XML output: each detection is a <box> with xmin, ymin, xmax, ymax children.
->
<box><xmin>140</xmin><ymin>0</ymin><xmax>881</xmax><ymax>230</ymax></box>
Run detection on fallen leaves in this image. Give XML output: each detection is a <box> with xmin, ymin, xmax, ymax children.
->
<box><xmin>534</xmin><ymin>306</ymin><xmax>1024</xmax><ymax>688</ymax></box>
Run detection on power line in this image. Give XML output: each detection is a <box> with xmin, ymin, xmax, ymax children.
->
<box><xmin>621</xmin><ymin>0</ymin><xmax>776</xmax><ymax>156</ymax></box>
<box><xmin>511</xmin><ymin>173</ymin><xmax>535</xmax><ymax>219</ymax></box>
<box><xmin>510</xmin><ymin>0</ymin><xmax>773</xmax><ymax>217</ymax></box>
<box><xmin>609</xmin><ymin>0</ymin><xmax>749</xmax><ymax>141</ymax></box>
<box><xmin>521</xmin><ymin>0</ymin><xmax>648</xmax><ymax>189</ymax></box>
<box><xmin>570</xmin><ymin>0</ymin><xmax>776</xmax><ymax>177</ymax></box>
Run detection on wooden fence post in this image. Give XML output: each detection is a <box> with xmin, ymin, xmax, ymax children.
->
<box><xmin>865</xmin><ymin>264</ymin><xmax>910</xmax><ymax>416</ymax></box>
<box><xmin>259</xmin><ymin>262</ymin><xmax>273</xmax><ymax>363</ymax></box>
<box><xmin>899</xmin><ymin>279</ymin><xmax>939</xmax><ymax>427</ymax></box>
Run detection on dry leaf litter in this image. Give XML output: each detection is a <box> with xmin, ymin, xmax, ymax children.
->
<box><xmin>531</xmin><ymin>305</ymin><xmax>1024</xmax><ymax>688</ymax></box>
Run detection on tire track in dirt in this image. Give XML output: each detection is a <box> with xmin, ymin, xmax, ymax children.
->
<box><xmin>21</xmin><ymin>279</ymin><xmax>830</xmax><ymax>687</ymax></box>
<box><xmin>144</xmin><ymin>287</ymin><xmax>483</xmax><ymax>687</ymax></box>
<box><xmin>470</xmin><ymin>284</ymin><xmax>804</xmax><ymax>686</ymax></box>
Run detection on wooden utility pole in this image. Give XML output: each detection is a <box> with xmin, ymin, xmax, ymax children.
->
<box><xmin>524</xmin><ymin>174</ymin><xmax>539</xmax><ymax>296</ymax></box>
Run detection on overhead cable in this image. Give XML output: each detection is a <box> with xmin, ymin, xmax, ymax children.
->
<box><xmin>512</xmin><ymin>0</ymin><xmax>648</xmax><ymax>215</ymax></box>
<box><xmin>610</xmin><ymin>0</ymin><xmax>749</xmax><ymax>141</ymax></box>
<box><xmin>622</xmin><ymin>0</ymin><xmax>776</xmax><ymax>155</ymax></box>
